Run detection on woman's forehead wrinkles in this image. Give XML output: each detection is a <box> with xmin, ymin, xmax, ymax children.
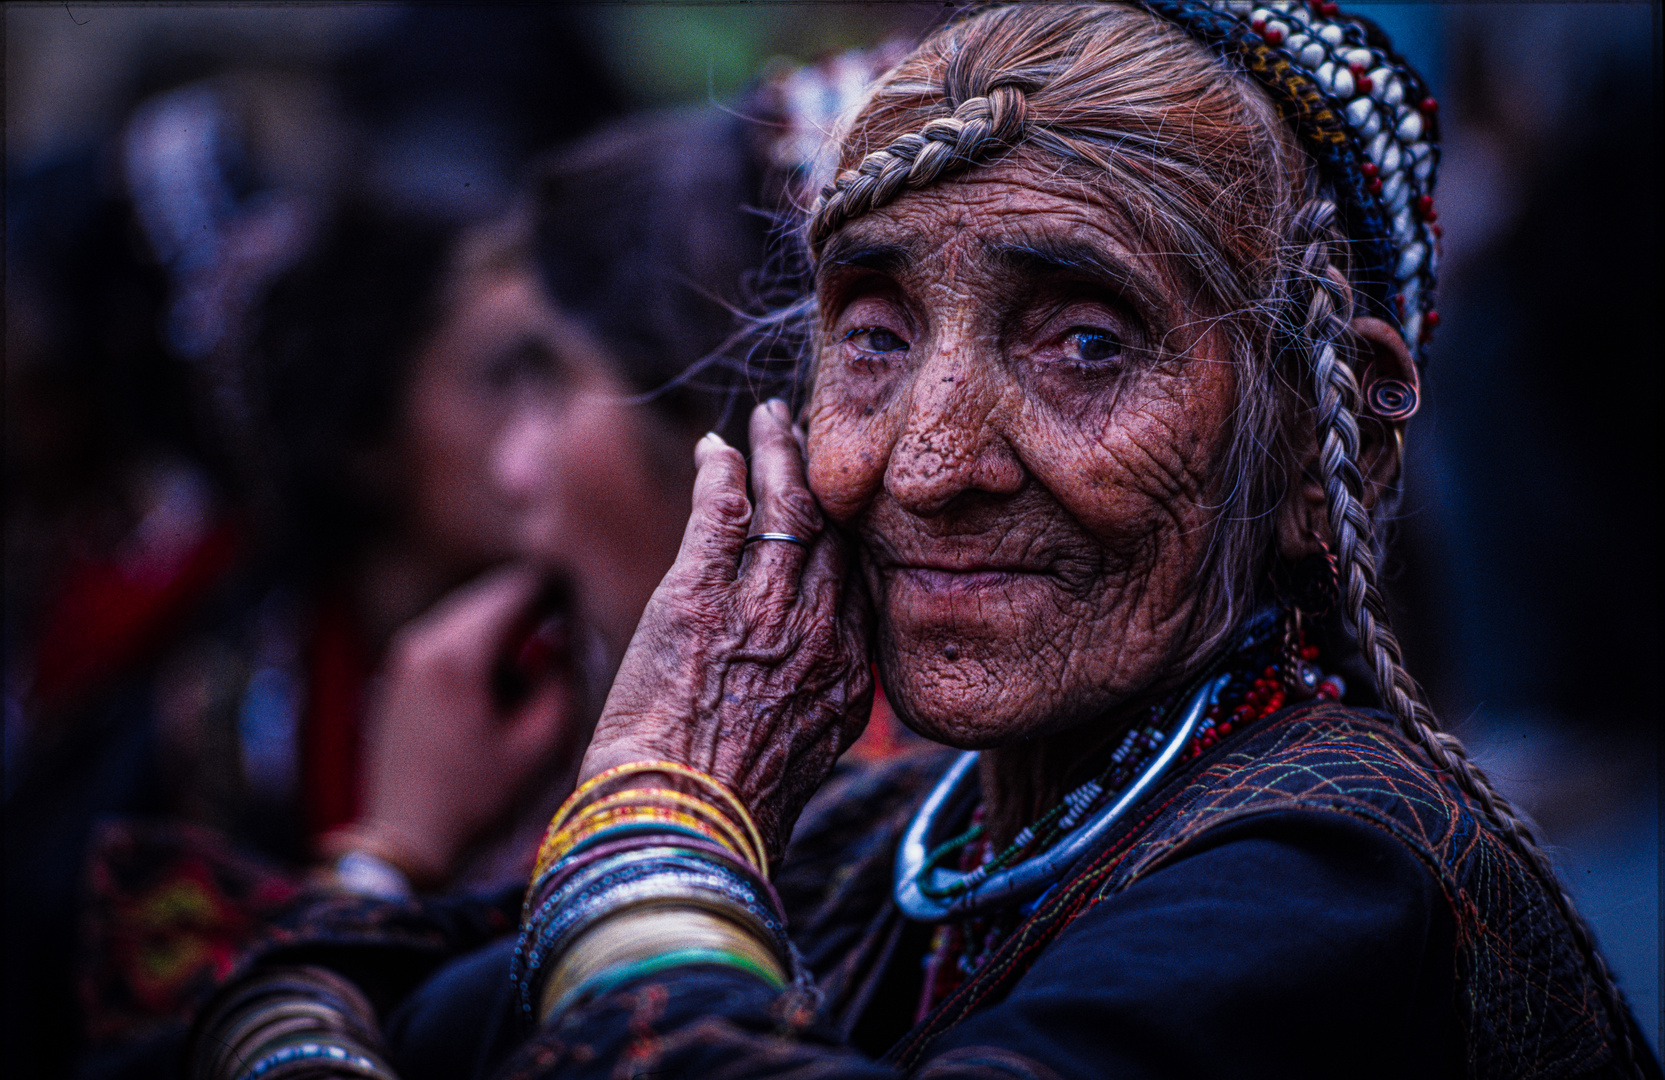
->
<box><xmin>820</xmin><ymin>169</ymin><xmax>1170</xmax><ymax>276</ymax></box>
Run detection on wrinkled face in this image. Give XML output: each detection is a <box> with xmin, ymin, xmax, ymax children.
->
<box><xmin>806</xmin><ymin>162</ymin><xmax>1242</xmax><ymax>748</ymax></box>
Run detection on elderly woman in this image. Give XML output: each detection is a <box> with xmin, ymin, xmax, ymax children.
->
<box><xmin>191</xmin><ymin>4</ymin><xmax>1658</xmax><ymax>1079</ymax></box>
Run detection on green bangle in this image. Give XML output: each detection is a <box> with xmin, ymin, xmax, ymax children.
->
<box><xmin>556</xmin><ymin>947</ymin><xmax>787</xmax><ymax>1017</ymax></box>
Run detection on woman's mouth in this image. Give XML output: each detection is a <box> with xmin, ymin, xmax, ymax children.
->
<box><xmin>881</xmin><ymin>558</ymin><xmax>1057</xmax><ymax>601</ymax></box>
<box><xmin>888</xmin><ymin>565</ymin><xmax>1045</xmax><ymax>593</ymax></box>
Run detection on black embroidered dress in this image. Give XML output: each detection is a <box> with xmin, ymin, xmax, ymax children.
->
<box><xmin>185</xmin><ymin>702</ymin><xmax>1658</xmax><ymax>1080</ymax></box>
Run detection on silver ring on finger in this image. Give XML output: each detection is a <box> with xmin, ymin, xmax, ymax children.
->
<box><xmin>742</xmin><ymin>532</ymin><xmax>807</xmax><ymax>548</ymax></box>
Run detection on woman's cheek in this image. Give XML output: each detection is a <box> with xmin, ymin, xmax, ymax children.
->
<box><xmin>1065</xmin><ymin>388</ymin><xmax>1232</xmax><ymax>547</ymax></box>
<box><xmin>804</xmin><ymin>384</ymin><xmax>892</xmax><ymax>524</ymax></box>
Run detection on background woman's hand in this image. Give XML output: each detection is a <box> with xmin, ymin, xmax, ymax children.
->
<box><xmin>351</xmin><ymin>565</ymin><xmax>581</xmax><ymax>885</ymax></box>
<box><xmin>579</xmin><ymin>401</ymin><xmax>873</xmax><ymax>861</ymax></box>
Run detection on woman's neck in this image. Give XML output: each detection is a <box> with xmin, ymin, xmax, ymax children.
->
<box><xmin>972</xmin><ymin>655</ymin><xmax>1212</xmax><ymax>852</ymax></box>
<box><xmin>973</xmin><ymin>610</ymin><xmax>1283</xmax><ymax>849</ymax></box>
<box><xmin>976</xmin><ymin>688</ymin><xmax>1166</xmax><ymax>850</ymax></box>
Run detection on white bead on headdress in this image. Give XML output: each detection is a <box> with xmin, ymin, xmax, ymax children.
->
<box><xmin>1149</xmin><ymin>1</ymin><xmax>1443</xmax><ymax>358</ymax></box>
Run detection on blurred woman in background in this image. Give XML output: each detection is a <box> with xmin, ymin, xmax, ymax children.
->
<box><xmin>70</xmin><ymin>194</ymin><xmax>586</xmax><ymax>1062</ymax></box>
<box><xmin>71</xmin><ymin>77</ymin><xmax>842</xmax><ymax>1076</ymax></box>
<box><xmin>14</xmin><ymin>71</ymin><xmax>594</xmax><ymax>1075</ymax></box>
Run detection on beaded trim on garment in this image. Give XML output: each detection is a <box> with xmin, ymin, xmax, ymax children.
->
<box><xmin>1138</xmin><ymin>0</ymin><xmax>1443</xmax><ymax>361</ymax></box>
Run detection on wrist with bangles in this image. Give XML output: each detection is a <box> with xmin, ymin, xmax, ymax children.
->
<box><xmin>189</xmin><ymin>966</ymin><xmax>397</xmax><ymax>1080</ymax></box>
<box><xmin>512</xmin><ymin>759</ymin><xmax>800</xmax><ymax>1023</ymax></box>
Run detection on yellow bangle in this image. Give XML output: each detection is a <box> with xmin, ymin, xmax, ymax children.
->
<box><xmin>542</xmin><ymin>760</ymin><xmax>683</xmax><ymax>837</ymax></box>
<box><xmin>563</xmin><ymin>788</ymin><xmax>759</xmax><ymax>869</ymax></box>
<box><xmin>535</xmin><ymin>806</ymin><xmax>749</xmax><ymax>880</ymax></box>
<box><xmin>630</xmin><ymin>762</ymin><xmax>768</xmax><ymax>878</ymax></box>
<box><xmin>536</xmin><ymin>795</ymin><xmax>752</xmax><ymax>871</ymax></box>
<box><xmin>536</xmin><ymin>760</ymin><xmax>769</xmax><ymax>877</ymax></box>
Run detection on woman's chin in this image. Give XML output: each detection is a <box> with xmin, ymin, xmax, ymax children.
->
<box><xmin>897</xmin><ymin>716</ymin><xmax>1021</xmax><ymax>751</ymax></box>
<box><xmin>878</xmin><ymin>650</ymin><xmax>1063</xmax><ymax>750</ymax></box>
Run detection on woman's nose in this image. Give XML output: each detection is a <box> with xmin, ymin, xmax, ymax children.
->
<box><xmin>492</xmin><ymin>408</ymin><xmax>554</xmax><ymax>502</ymax></box>
<box><xmin>882</xmin><ymin>348</ymin><xmax>1024</xmax><ymax>517</ymax></box>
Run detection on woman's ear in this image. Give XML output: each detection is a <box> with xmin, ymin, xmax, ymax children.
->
<box><xmin>1275</xmin><ymin>315</ymin><xmax>1417</xmax><ymax>560</ymax></box>
<box><xmin>1349</xmin><ymin>315</ymin><xmax>1416</xmax><ymax>511</ymax></box>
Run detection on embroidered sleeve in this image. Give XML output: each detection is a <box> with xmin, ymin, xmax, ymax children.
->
<box><xmin>497</xmin><ymin>967</ymin><xmax>1058</xmax><ymax>1080</ymax></box>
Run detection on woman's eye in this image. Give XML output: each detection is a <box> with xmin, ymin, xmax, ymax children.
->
<box><xmin>842</xmin><ymin>327</ymin><xmax>909</xmax><ymax>354</ymax></box>
<box><xmin>486</xmin><ymin>340</ymin><xmax>567</xmax><ymax>393</ymax></box>
<box><xmin>1061</xmin><ymin>328</ymin><xmax>1122</xmax><ymax>367</ymax></box>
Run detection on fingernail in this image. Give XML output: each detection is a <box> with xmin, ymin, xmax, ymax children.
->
<box><xmin>767</xmin><ymin>398</ymin><xmax>790</xmax><ymax>423</ymax></box>
<box><xmin>695</xmin><ymin>432</ymin><xmax>725</xmax><ymax>463</ymax></box>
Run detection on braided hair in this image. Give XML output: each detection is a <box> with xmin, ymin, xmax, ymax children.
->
<box><xmin>805</xmin><ymin>3</ymin><xmax>1645</xmax><ymax>1071</ymax></box>
<box><xmin>1288</xmin><ymin>200</ymin><xmax>1645</xmax><ymax>1076</ymax></box>
<box><xmin>809</xmin><ymin>85</ymin><xmax>1028</xmax><ymax>248</ymax></box>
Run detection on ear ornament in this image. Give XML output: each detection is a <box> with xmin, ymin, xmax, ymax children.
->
<box><xmin>1364</xmin><ymin>377</ymin><xmax>1418</xmax><ymax>421</ymax></box>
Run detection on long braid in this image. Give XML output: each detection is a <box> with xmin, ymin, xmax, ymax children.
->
<box><xmin>1292</xmin><ymin>200</ymin><xmax>1643</xmax><ymax>1076</ymax></box>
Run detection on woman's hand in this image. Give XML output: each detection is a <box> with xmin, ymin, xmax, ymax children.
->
<box><xmin>579</xmin><ymin>401</ymin><xmax>873</xmax><ymax>862</ymax></box>
<box><xmin>350</xmin><ymin>566</ymin><xmax>581</xmax><ymax>885</ymax></box>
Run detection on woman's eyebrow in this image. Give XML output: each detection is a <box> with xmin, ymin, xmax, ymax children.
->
<box><xmin>982</xmin><ymin>238</ymin><xmax>1165</xmax><ymax>312</ymax></box>
<box><xmin>815</xmin><ymin>236</ymin><xmax>920</xmax><ymax>276</ymax></box>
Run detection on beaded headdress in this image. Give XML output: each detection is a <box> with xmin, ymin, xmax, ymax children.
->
<box><xmin>1138</xmin><ymin>1</ymin><xmax>1442</xmax><ymax>362</ymax></box>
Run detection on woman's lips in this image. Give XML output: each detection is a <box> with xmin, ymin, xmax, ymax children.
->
<box><xmin>885</xmin><ymin>564</ymin><xmax>1049</xmax><ymax>595</ymax></box>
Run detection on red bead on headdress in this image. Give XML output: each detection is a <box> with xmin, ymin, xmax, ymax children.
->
<box><xmin>1139</xmin><ymin>1</ymin><xmax>1443</xmax><ymax>362</ymax></box>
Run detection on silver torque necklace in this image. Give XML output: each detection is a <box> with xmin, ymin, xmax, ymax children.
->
<box><xmin>893</xmin><ymin>673</ymin><xmax>1228</xmax><ymax>922</ymax></box>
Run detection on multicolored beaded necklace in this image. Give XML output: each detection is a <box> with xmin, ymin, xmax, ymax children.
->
<box><xmin>914</xmin><ymin>612</ymin><xmax>1342</xmax><ymax>1019</ymax></box>
<box><xmin>1182</xmin><ymin>640</ymin><xmax>1344</xmax><ymax>760</ymax></box>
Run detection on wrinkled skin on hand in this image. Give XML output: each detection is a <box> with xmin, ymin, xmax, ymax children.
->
<box><xmin>579</xmin><ymin>402</ymin><xmax>873</xmax><ymax>861</ymax></box>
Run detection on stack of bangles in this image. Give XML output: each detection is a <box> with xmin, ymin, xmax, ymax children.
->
<box><xmin>510</xmin><ymin>760</ymin><xmax>798</xmax><ymax>1023</ymax></box>
<box><xmin>189</xmin><ymin>966</ymin><xmax>396</xmax><ymax>1080</ymax></box>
